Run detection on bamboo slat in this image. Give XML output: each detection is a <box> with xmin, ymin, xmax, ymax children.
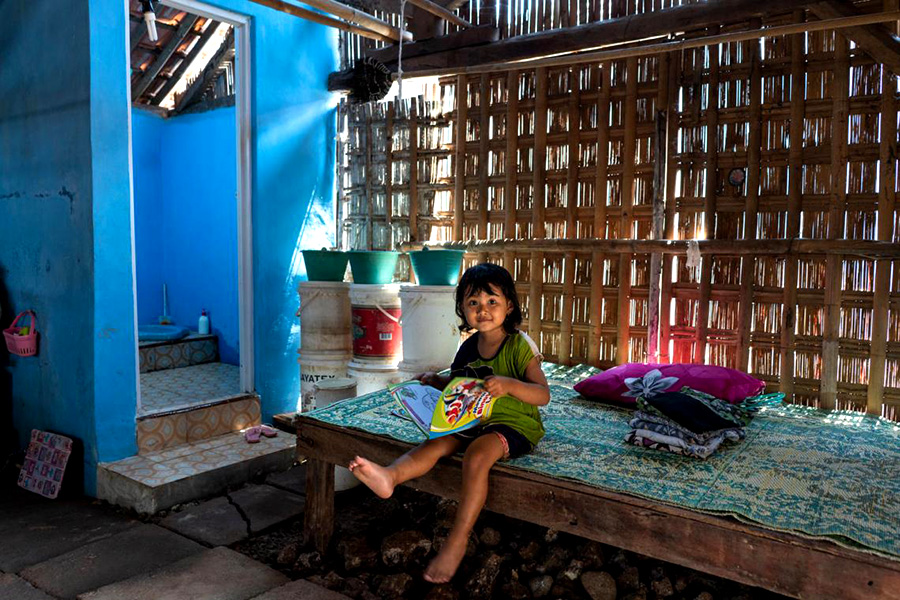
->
<box><xmin>454</xmin><ymin>75</ymin><xmax>468</xmax><ymax>241</ymax></box>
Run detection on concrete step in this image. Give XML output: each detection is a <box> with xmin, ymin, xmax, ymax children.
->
<box><xmin>137</xmin><ymin>391</ymin><xmax>260</xmax><ymax>454</ymax></box>
<box><xmin>97</xmin><ymin>432</ymin><xmax>295</xmax><ymax>515</ymax></box>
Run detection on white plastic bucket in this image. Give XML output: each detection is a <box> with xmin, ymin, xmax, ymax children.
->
<box><xmin>297</xmin><ymin>281</ymin><xmax>352</xmax><ymax>354</ymax></box>
<box><xmin>313</xmin><ymin>377</ymin><xmax>360</xmax><ymax>491</ymax></box>
<box><xmin>399</xmin><ymin>285</ymin><xmax>460</xmax><ymax>372</ymax></box>
<box><xmin>348</xmin><ymin>359</ymin><xmax>401</xmax><ymax>396</ymax></box>
<box><xmin>298</xmin><ymin>351</ymin><xmax>350</xmax><ymax>412</ymax></box>
<box><xmin>349</xmin><ymin>283</ymin><xmax>403</xmax><ymax>362</ymax></box>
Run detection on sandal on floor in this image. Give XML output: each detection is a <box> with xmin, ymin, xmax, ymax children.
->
<box><xmin>244</xmin><ymin>426</ymin><xmax>261</xmax><ymax>443</ymax></box>
<box><xmin>259</xmin><ymin>424</ymin><xmax>278</xmax><ymax>438</ymax></box>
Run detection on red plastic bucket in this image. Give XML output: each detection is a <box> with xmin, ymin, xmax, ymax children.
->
<box><xmin>349</xmin><ymin>284</ymin><xmax>402</xmax><ymax>362</ymax></box>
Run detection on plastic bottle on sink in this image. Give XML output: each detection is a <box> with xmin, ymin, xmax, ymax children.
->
<box><xmin>198</xmin><ymin>309</ymin><xmax>210</xmax><ymax>335</ymax></box>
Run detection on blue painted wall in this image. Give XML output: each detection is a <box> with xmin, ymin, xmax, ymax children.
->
<box><xmin>132</xmin><ymin>108</ymin><xmax>240</xmax><ymax>365</ymax></box>
<box><xmin>0</xmin><ymin>0</ymin><xmax>139</xmax><ymax>493</ymax></box>
<box><xmin>3</xmin><ymin>0</ymin><xmax>337</xmax><ymax>492</ymax></box>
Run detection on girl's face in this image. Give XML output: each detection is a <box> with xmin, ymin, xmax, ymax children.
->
<box><xmin>463</xmin><ymin>284</ymin><xmax>512</xmax><ymax>335</ymax></box>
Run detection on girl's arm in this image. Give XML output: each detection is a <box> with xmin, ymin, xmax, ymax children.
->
<box><xmin>415</xmin><ymin>371</ymin><xmax>452</xmax><ymax>390</ymax></box>
<box><xmin>482</xmin><ymin>357</ymin><xmax>551</xmax><ymax>406</ymax></box>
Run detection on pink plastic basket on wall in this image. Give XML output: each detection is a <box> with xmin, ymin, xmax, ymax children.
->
<box><xmin>4</xmin><ymin>311</ymin><xmax>39</xmax><ymax>357</ymax></box>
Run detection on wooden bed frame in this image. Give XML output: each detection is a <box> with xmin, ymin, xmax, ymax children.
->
<box><xmin>275</xmin><ymin>413</ymin><xmax>900</xmax><ymax>600</ymax></box>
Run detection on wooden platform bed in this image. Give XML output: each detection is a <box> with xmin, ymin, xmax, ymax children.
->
<box><xmin>276</xmin><ymin>413</ymin><xmax>900</xmax><ymax>600</ymax></box>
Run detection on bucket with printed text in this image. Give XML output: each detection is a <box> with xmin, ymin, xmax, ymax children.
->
<box><xmin>298</xmin><ymin>350</ymin><xmax>350</xmax><ymax>412</ymax></box>
<box><xmin>313</xmin><ymin>377</ymin><xmax>360</xmax><ymax>491</ymax></box>
<box><xmin>349</xmin><ymin>283</ymin><xmax>403</xmax><ymax>363</ymax></box>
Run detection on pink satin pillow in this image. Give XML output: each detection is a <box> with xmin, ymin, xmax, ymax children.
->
<box><xmin>573</xmin><ymin>363</ymin><xmax>766</xmax><ymax>406</ymax></box>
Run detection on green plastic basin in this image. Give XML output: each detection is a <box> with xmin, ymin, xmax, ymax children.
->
<box><xmin>408</xmin><ymin>249</ymin><xmax>465</xmax><ymax>286</ymax></box>
<box><xmin>301</xmin><ymin>250</ymin><xmax>348</xmax><ymax>282</ymax></box>
<box><xmin>347</xmin><ymin>251</ymin><xmax>400</xmax><ymax>284</ymax></box>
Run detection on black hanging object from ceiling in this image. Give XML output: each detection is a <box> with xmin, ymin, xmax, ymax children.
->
<box><xmin>326</xmin><ymin>57</ymin><xmax>393</xmax><ymax>104</ymax></box>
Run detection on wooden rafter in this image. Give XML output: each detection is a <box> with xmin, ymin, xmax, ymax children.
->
<box><xmin>248</xmin><ymin>0</ymin><xmax>396</xmax><ymax>42</ymax></box>
<box><xmin>367</xmin><ymin>24</ymin><xmax>498</xmax><ymax>63</ymax></box>
<box><xmin>248</xmin><ymin>0</ymin><xmax>411</xmax><ymax>41</ymax></box>
<box><xmin>150</xmin><ymin>19</ymin><xmax>219</xmax><ymax>106</ymax></box>
<box><xmin>381</xmin><ymin>0</ymin><xmax>813</xmax><ymax>72</ymax></box>
<box><xmin>174</xmin><ymin>28</ymin><xmax>235</xmax><ymax>113</ymax></box>
<box><xmin>405</xmin><ymin>0</ymin><xmax>471</xmax><ymax>27</ymax></box>
<box><xmin>132</xmin><ymin>15</ymin><xmax>200</xmax><ymax>101</ymax></box>
<box><xmin>810</xmin><ymin>0</ymin><xmax>900</xmax><ymax>72</ymax></box>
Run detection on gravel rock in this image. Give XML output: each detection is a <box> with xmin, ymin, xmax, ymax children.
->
<box><xmin>381</xmin><ymin>530</ymin><xmax>432</xmax><ymax>568</ymax></box>
<box><xmin>376</xmin><ymin>573</ymin><xmax>414</xmax><ymax>599</ymax></box>
<box><xmin>622</xmin><ymin>590</ymin><xmax>648</xmax><ymax>600</ymax></box>
<box><xmin>293</xmin><ymin>551</ymin><xmax>322</xmax><ymax>574</ymax></box>
<box><xmin>518</xmin><ymin>540</ymin><xmax>542</xmax><ymax>561</ymax></box>
<box><xmin>276</xmin><ymin>542</ymin><xmax>299</xmax><ymax>566</ymax></box>
<box><xmin>651</xmin><ymin>576</ymin><xmax>675</xmax><ymax>597</ymax></box>
<box><xmin>424</xmin><ymin>584</ymin><xmax>459</xmax><ymax>600</ymax></box>
<box><xmin>581</xmin><ymin>571</ymin><xmax>617</xmax><ymax>600</ymax></box>
<box><xmin>694</xmin><ymin>592</ymin><xmax>714</xmax><ymax>600</ymax></box>
<box><xmin>500</xmin><ymin>575</ymin><xmax>531</xmax><ymax>600</ymax></box>
<box><xmin>544</xmin><ymin>528</ymin><xmax>560</xmax><ymax>543</ymax></box>
<box><xmin>618</xmin><ymin>565</ymin><xmax>642</xmax><ymax>591</ymax></box>
<box><xmin>480</xmin><ymin>526</ymin><xmax>502</xmax><ymax>547</ymax></box>
<box><xmin>579</xmin><ymin>541</ymin><xmax>605</xmax><ymax>569</ymax></box>
<box><xmin>337</xmin><ymin>536</ymin><xmax>379</xmax><ymax>571</ymax></box>
<box><xmin>341</xmin><ymin>576</ymin><xmax>369</xmax><ymax>599</ymax></box>
<box><xmin>529</xmin><ymin>575</ymin><xmax>554</xmax><ymax>598</ymax></box>
<box><xmin>464</xmin><ymin>551</ymin><xmax>504</xmax><ymax>599</ymax></box>
<box><xmin>538</xmin><ymin>545</ymin><xmax>569</xmax><ymax>574</ymax></box>
<box><xmin>561</xmin><ymin>558</ymin><xmax>585</xmax><ymax>581</ymax></box>
<box><xmin>306</xmin><ymin>570</ymin><xmax>343</xmax><ymax>590</ymax></box>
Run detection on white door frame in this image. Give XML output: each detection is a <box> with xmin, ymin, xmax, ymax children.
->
<box><xmin>131</xmin><ymin>0</ymin><xmax>255</xmax><ymax>395</ymax></box>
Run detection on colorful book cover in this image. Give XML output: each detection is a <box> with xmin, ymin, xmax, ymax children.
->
<box><xmin>388</xmin><ymin>377</ymin><xmax>496</xmax><ymax>439</ymax></box>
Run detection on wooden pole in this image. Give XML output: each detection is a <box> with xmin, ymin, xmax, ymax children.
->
<box><xmin>403</xmin><ymin>11</ymin><xmax>900</xmax><ymax>78</ymax></box>
<box><xmin>868</xmin><ymin>38</ymin><xmax>897</xmax><ymax>414</ymax></box>
<box><xmin>648</xmin><ymin>57</ymin><xmax>668</xmax><ymax>363</ymax></box>
<box><xmin>409</xmin><ymin>101</ymin><xmax>419</xmax><ymax>241</ymax></box>
<box><xmin>385</xmin><ymin>101</ymin><xmax>395</xmax><ymax>231</ymax></box>
<box><xmin>407</xmin><ymin>0</ymin><xmax>472</xmax><ymax>27</ymax></box>
<box><xmin>780</xmin><ymin>10</ymin><xmax>806</xmax><ymax>400</ymax></box>
<box><xmin>249</xmin><ymin>0</ymin><xmax>412</xmax><ymax>41</ymax></box>
<box><xmin>820</xmin><ymin>37</ymin><xmax>850</xmax><ymax>411</ymax></box>
<box><xmin>533</xmin><ymin>67</ymin><xmax>549</xmax><ymax>239</ymax></box>
<box><xmin>454</xmin><ymin>75</ymin><xmax>468</xmax><ymax>241</ymax></box>
<box><xmin>505</xmin><ymin>70</ymin><xmax>520</xmax><ymax>238</ymax></box>
<box><xmin>737</xmin><ymin>21</ymin><xmax>761</xmax><ymax>372</ymax></box>
<box><xmin>660</xmin><ymin>51</ymin><xmax>680</xmax><ymax>364</ymax></box>
<box><xmin>617</xmin><ymin>56</ymin><xmax>638</xmax><ymax>366</ymax></box>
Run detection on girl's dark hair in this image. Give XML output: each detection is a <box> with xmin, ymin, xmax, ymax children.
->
<box><xmin>455</xmin><ymin>263</ymin><xmax>522</xmax><ymax>334</ymax></box>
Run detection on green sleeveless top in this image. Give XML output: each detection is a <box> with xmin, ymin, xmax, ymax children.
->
<box><xmin>450</xmin><ymin>331</ymin><xmax>546</xmax><ymax>447</ymax></box>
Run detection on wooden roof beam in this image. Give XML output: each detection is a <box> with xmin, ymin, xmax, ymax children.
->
<box><xmin>249</xmin><ymin>0</ymin><xmax>412</xmax><ymax>41</ymax></box>
<box><xmin>386</xmin><ymin>0</ymin><xmax>813</xmax><ymax>72</ymax></box>
<box><xmin>809</xmin><ymin>0</ymin><xmax>900</xmax><ymax>72</ymax></box>
<box><xmin>247</xmin><ymin>0</ymin><xmax>397</xmax><ymax>42</ymax></box>
<box><xmin>405</xmin><ymin>0</ymin><xmax>471</xmax><ymax>27</ymax></box>
<box><xmin>150</xmin><ymin>19</ymin><xmax>220</xmax><ymax>106</ymax></box>
<box><xmin>174</xmin><ymin>29</ymin><xmax>235</xmax><ymax>113</ymax></box>
<box><xmin>132</xmin><ymin>15</ymin><xmax>200</xmax><ymax>101</ymax></box>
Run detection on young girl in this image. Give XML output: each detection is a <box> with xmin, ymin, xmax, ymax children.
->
<box><xmin>348</xmin><ymin>263</ymin><xmax>550</xmax><ymax>583</ymax></box>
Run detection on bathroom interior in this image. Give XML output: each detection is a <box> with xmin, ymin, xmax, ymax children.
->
<box><xmin>130</xmin><ymin>4</ymin><xmax>247</xmax><ymax>450</ymax></box>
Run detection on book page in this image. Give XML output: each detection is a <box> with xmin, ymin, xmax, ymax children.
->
<box><xmin>387</xmin><ymin>380</ymin><xmax>442</xmax><ymax>436</ymax></box>
<box><xmin>430</xmin><ymin>377</ymin><xmax>495</xmax><ymax>438</ymax></box>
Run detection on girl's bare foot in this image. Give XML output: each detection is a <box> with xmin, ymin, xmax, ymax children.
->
<box><xmin>347</xmin><ymin>456</ymin><xmax>395</xmax><ymax>499</ymax></box>
<box><xmin>423</xmin><ymin>536</ymin><xmax>467</xmax><ymax>583</ymax></box>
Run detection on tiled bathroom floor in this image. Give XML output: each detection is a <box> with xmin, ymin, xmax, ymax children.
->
<box><xmin>139</xmin><ymin>362</ymin><xmax>242</xmax><ymax>416</ymax></box>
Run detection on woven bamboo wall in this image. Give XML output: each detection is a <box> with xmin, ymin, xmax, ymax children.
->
<box><xmin>337</xmin><ymin>18</ymin><xmax>900</xmax><ymax>417</ymax></box>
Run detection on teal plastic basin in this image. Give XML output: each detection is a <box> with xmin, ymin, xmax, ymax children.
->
<box><xmin>302</xmin><ymin>250</ymin><xmax>348</xmax><ymax>282</ymax></box>
<box><xmin>408</xmin><ymin>249</ymin><xmax>465</xmax><ymax>286</ymax></box>
<box><xmin>347</xmin><ymin>251</ymin><xmax>399</xmax><ymax>284</ymax></box>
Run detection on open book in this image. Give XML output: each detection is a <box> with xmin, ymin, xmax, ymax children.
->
<box><xmin>388</xmin><ymin>377</ymin><xmax>497</xmax><ymax>439</ymax></box>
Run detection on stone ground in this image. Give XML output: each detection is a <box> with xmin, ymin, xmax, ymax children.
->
<box><xmin>0</xmin><ymin>457</ymin><xmax>791</xmax><ymax>600</ymax></box>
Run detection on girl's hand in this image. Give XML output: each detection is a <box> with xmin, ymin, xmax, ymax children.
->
<box><xmin>483</xmin><ymin>375</ymin><xmax>515</xmax><ymax>398</ymax></box>
<box><xmin>415</xmin><ymin>372</ymin><xmax>446</xmax><ymax>390</ymax></box>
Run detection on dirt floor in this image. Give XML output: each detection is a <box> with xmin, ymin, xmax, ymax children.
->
<box><xmin>231</xmin><ymin>481</ymin><xmax>791</xmax><ymax>600</ymax></box>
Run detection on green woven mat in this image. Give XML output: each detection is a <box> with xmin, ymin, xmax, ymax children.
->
<box><xmin>306</xmin><ymin>379</ymin><xmax>900</xmax><ymax>559</ymax></box>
